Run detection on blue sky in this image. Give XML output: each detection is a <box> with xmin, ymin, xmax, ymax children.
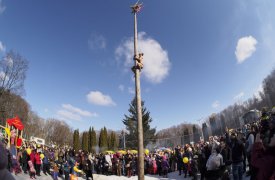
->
<box><xmin>0</xmin><ymin>0</ymin><xmax>274</xmax><ymax>132</ymax></box>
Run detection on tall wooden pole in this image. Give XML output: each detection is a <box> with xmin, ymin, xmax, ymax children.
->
<box><xmin>132</xmin><ymin>3</ymin><xmax>144</xmax><ymax>180</ymax></box>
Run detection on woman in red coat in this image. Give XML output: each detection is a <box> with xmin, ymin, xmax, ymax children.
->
<box><xmin>34</xmin><ymin>151</ymin><xmax>42</xmax><ymax>176</ymax></box>
<box><xmin>251</xmin><ymin>133</ymin><xmax>275</xmax><ymax>180</ymax></box>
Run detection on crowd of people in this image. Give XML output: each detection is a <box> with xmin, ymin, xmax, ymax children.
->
<box><xmin>0</xmin><ymin>107</ymin><xmax>275</xmax><ymax>180</ymax></box>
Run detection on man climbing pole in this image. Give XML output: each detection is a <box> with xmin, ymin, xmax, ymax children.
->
<box><xmin>132</xmin><ymin>53</ymin><xmax>144</xmax><ymax>72</ymax></box>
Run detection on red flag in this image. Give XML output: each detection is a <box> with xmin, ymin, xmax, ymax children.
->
<box><xmin>7</xmin><ymin>116</ymin><xmax>24</xmax><ymax>130</ymax></box>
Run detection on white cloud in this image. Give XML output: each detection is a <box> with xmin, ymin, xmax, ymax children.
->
<box><xmin>0</xmin><ymin>41</ymin><xmax>5</xmax><ymax>52</ymax></box>
<box><xmin>44</xmin><ymin>108</ymin><xmax>49</xmax><ymax>113</ymax></box>
<box><xmin>57</xmin><ymin>110</ymin><xmax>82</xmax><ymax>121</ymax></box>
<box><xmin>87</xmin><ymin>91</ymin><xmax>116</xmax><ymax>106</ymax></box>
<box><xmin>118</xmin><ymin>84</ymin><xmax>124</xmax><ymax>92</ymax></box>
<box><xmin>212</xmin><ymin>101</ymin><xmax>220</xmax><ymax>109</ymax></box>
<box><xmin>128</xmin><ymin>87</ymin><xmax>135</xmax><ymax>95</ymax></box>
<box><xmin>62</xmin><ymin>104</ymin><xmax>97</xmax><ymax>117</ymax></box>
<box><xmin>233</xmin><ymin>92</ymin><xmax>245</xmax><ymax>101</ymax></box>
<box><xmin>57</xmin><ymin>104</ymin><xmax>97</xmax><ymax>121</ymax></box>
<box><xmin>115</xmin><ymin>32</ymin><xmax>171</xmax><ymax>84</ymax></box>
<box><xmin>235</xmin><ymin>36</ymin><xmax>258</xmax><ymax>63</ymax></box>
<box><xmin>88</xmin><ymin>33</ymin><xmax>106</xmax><ymax>50</ymax></box>
<box><xmin>0</xmin><ymin>0</ymin><xmax>6</xmax><ymax>14</ymax></box>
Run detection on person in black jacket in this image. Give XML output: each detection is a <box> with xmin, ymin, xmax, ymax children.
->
<box><xmin>21</xmin><ymin>147</ymin><xmax>28</xmax><ymax>174</ymax></box>
<box><xmin>226</xmin><ymin>130</ymin><xmax>245</xmax><ymax>180</ymax></box>
<box><xmin>84</xmin><ymin>158</ymin><xmax>93</xmax><ymax>180</ymax></box>
<box><xmin>0</xmin><ymin>142</ymin><xmax>15</xmax><ymax>180</ymax></box>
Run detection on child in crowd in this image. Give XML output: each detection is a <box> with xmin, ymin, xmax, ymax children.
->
<box><xmin>53</xmin><ymin>163</ymin><xmax>59</xmax><ymax>180</ymax></box>
<box><xmin>161</xmin><ymin>155</ymin><xmax>170</xmax><ymax>178</ymax></box>
<box><xmin>28</xmin><ymin>160</ymin><xmax>36</xmax><ymax>179</ymax></box>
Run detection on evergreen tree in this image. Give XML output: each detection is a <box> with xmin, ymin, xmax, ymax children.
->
<box><xmin>91</xmin><ymin>127</ymin><xmax>97</xmax><ymax>153</ymax></box>
<box><xmin>98</xmin><ymin>128</ymin><xmax>103</xmax><ymax>151</ymax></box>
<box><xmin>73</xmin><ymin>129</ymin><xmax>80</xmax><ymax>151</ymax></box>
<box><xmin>122</xmin><ymin>98</ymin><xmax>156</xmax><ymax>149</ymax></box>
<box><xmin>98</xmin><ymin>127</ymin><xmax>108</xmax><ymax>152</ymax></box>
<box><xmin>88</xmin><ymin>127</ymin><xmax>92</xmax><ymax>153</ymax></box>
<box><xmin>118</xmin><ymin>130</ymin><xmax>124</xmax><ymax>149</ymax></box>
<box><xmin>193</xmin><ymin>125</ymin><xmax>200</xmax><ymax>143</ymax></box>
<box><xmin>183</xmin><ymin>128</ymin><xmax>190</xmax><ymax>144</ymax></box>
<box><xmin>110</xmin><ymin>131</ymin><xmax>118</xmax><ymax>150</ymax></box>
<box><xmin>107</xmin><ymin>132</ymin><xmax>112</xmax><ymax>150</ymax></box>
<box><xmin>107</xmin><ymin>131</ymin><xmax>118</xmax><ymax>150</ymax></box>
<box><xmin>82</xmin><ymin>131</ymin><xmax>89</xmax><ymax>152</ymax></box>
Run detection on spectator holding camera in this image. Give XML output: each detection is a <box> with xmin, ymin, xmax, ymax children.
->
<box><xmin>226</xmin><ymin>129</ymin><xmax>245</xmax><ymax>180</ymax></box>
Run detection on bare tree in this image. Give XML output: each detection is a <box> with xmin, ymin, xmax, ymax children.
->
<box><xmin>24</xmin><ymin>111</ymin><xmax>45</xmax><ymax>140</ymax></box>
<box><xmin>43</xmin><ymin>119</ymin><xmax>73</xmax><ymax>146</ymax></box>
<box><xmin>0</xmin><ymin>50</ymin><xmax>28</xmax><ymax>97</ymax></box>
<box><xmin>0</xmin><ymin>91</ymin><xmax>30</xmax><ymax>125</ymax></box>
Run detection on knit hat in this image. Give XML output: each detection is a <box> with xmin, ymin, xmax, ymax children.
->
<box><xmin>0</xmin><ymin>142</ymin><xmax>7</xmax><ymax>170</ymax></box>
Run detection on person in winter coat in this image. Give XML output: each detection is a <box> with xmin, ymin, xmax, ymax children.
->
<box><xmin>183</xmin><ymin>147</ymin><xmax>193</xmax><ymax>178</ymax></box>
<box><xmin>63</xmin><ymin>161</ymin><xmax>70</xmax><ymax>180</ymax></box>
<box><xmin>125</xmin><ymin>153</ymin><xmax>133</xmax><ymax>178</ymax></box>
<box><xmin>191</xmin><ymin>155</ymin><xmax>199</xmax><ymax>180</ymax></box>
<box><xmin>198</xmin><ymin>143</ymin><xmax>211</xmax><ymax>180</ymax></box>
<box><xmin>53</xmin><ymin>163</ymin><xmax>59</xmax><ymax>180</ymax></box>
<box><xmin>245</xmin><ymin>125</ymin><xmax>257</xmax><ymax>178</ymax></box>
<box><xmin>205</xmin><ymin>147</ymin><xmax>223</xmax><ymax>180</ymax></box>
<box><xmin>84</xmin><ymin>158</ymin><xmax>94</xmax><ymax>180</ymax></box>
<box><xmin>28</xmin><ymin>160</ymin><xmax>36</xmax><ymax>179</ymax></box>
<box><xmin>21</xmin><ymin>147</ymin><xmax>28</xmax><ymax>174</ymax></box>
<box><xmin>151</xmin><ymin>157</ymin><xmax>157</xmax><ymax>174</ymax></box>
<box><xmin>0</xmin><ymin>142</ymin><xmax>15</xmax><ymax>180</ymax></box>
<box><xmin>30</xmin><ymin>150</ymin><xmax>35</xmax><ymax>165</ymax></box>
<box><xmin>226</xmin><ymin>131</ymin><xmax>245</xmax><ymax>180</ymax></box>
<box><xmin>251</xmin><ymin>133</ymin><xmax>275</xmax><ymax>180</ymax></box>
<box><xmin>42</xmin><ymin>151</ymin><xmax>51</xmax><ymax>175</ymax></box>
<box><xmin>34</xmin><ymin>151</ymin><xmax>42</xmax><ymax>176</ymax></box>
<box><xmin>161</xmin><ymin>156</ymin><xmax>170</xmax><ymax>178</ymax></box>
<box><xmin>176</xmin><ymin>150</ymin><xmax>184</xmax><ymax>176</ymax></box>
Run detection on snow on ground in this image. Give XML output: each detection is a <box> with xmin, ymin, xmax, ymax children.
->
<box><xmin>13</xmin><ymin>171</ymin><xmax>191</xmax><ymax>180</ymax></box>
<box><xmin>13</xmin><ymin>171</ymin><xmax>250</xmax><ymax>180</ymax></box>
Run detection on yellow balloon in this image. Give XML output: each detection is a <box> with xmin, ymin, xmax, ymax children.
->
<box><xmin>145</xmin><ymin>149</ymin><xmax>149</xmax><ymax>155</ymax></box>
<box><xmin>26</xmin><ymin>148</ymin><xmax>32</xmax><ymax>155</ymax></box>
<box><xmin>117</xmin><ymin>150</ymin><xmax>126</xmax><ymax>155</ymax></box>
<box><xmin>130</xmin><ymin>150</ymin><xmax>138</xmax><ymax>154</ymax></box>
<box><xmin>183</xmin><ymin>157</ymin><xmax>189</xmax><ymax>164</ymax></box>
<box><xmin>40</xmin><ymin>154</ymin><xmax>44</xmax><ymax>159</ymax></box>
<box><xmin>5</xmin><ymin>128</ymin><xmax>11</xmax><ymax>137</ymax></box>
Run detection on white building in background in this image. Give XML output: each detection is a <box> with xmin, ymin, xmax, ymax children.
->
<box><xmin>30</xmin><ymin>136</ymin><xmax>45</xmax><ymax>146</ymax></box>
